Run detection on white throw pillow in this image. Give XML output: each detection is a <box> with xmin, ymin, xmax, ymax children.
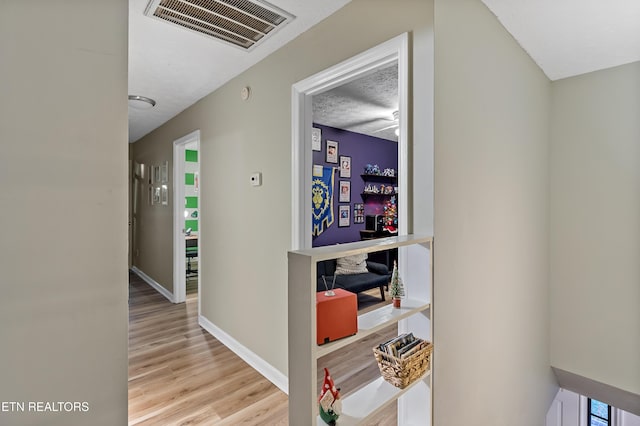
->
<box><xmin>335</xmin><ymin>253</ymin><xmax>368</xmax><ymax>275</ymax></box>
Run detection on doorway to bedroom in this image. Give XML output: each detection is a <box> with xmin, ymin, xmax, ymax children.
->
<box><xmin>173</xmin><ymin>130</ymin><xmax>200</xmax><ymax>304</ymax></box>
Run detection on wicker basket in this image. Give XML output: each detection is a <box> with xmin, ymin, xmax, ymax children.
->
<box><xmin>373</xmin><ymin>341</ymin><xmax>433</xmax><ymax>389</ymax></box>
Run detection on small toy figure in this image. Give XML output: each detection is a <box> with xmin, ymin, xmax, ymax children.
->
<box><xmin>364</xmin><ymin>183</ymin><xmax>380</xmax><ymax>194</ymax></box>
<box><xmin>319</xmin><ymin>368</ymin><xmax>341</xmax><ymax>425</ymax></box>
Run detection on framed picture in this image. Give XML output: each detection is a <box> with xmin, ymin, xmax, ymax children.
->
<box><xmin>339</xmin><ymin>180</ymin><xmax>350</xmax><ymax>202</ymax></box>
<box><xmin>153</xmin><ymin>165</ymin><xmax>161</xmax><ymax>184</ymax></box>
<box><xmin>353</xmin><ymin>203</ymin><xmax>365</xmax><ymax>224</ymax></box>
<box><xmin>161</xmin><ymin>185</ymin><xmax>169</xmax><ymax>205</ymax></box>
<box><xmin>312</xmin><ymin>127</ymin><xmax>322</xmax><ymax>151</ymax></box>
<box><xmin>338</xmin><ymin>205</ymin><xmax>350</xmax><ymax>227</ymax></box>
<box><xmin>339</xmin><ymin>156</ymin><xmax>351</xmax><ymax>178</ymax></box>
<box><xmin>326</xmin><ymin>140</ymin><xmax>338</xmax><ymax>163</ymax></box>
<box><xmin>161</xmin><ymin>161</ymin><xmax>169</xmax><ymax>183</ymax></box>
<box><xmin>152</xmin><ymin>186</ymin><xmax>161</xmax><ymax>205</ymax></box>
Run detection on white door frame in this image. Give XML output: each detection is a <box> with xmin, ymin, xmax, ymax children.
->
<box><xmin>291</xmin><ymin>33</ymin><xmax>409</xmax><ymax>250</ymax></box>
<box><xmin>173</xmin><ymin>130</ymin><xmax>200</xmax><ymax>304</ymax></box>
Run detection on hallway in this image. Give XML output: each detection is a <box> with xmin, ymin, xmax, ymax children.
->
<box><xmin>128</xmin><ymin>271</ymin><xmax>396</xmax><ymax>425</ymax></box>
<box><xmin>128</xmin><ymin>272</ymin><xmax>288</xmax><ymax>425</ymax></box>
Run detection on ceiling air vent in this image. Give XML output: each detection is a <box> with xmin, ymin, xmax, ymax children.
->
<box><xmin>144</xmin><ymin>0</ymin><xmax>294</xmax><ymax>50</ymax></box>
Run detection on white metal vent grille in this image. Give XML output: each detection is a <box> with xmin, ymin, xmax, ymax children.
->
<box><xmin>144</xmin><ymin>0</ymin><xmax>294</xmax><ymax>50</ymax></box>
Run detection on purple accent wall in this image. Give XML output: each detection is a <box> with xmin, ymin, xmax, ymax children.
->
<box><xmin>312</xmin><ymin>124</ymin><xmax>398</xmax><ymax>247</ymax></box>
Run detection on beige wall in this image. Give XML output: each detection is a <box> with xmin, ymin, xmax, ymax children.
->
<box><xmin>131</xmin><ymin>133</ymin><xmax>174</xmax><ymax>293</ymax></box>
<box><xmin>132</xmin><ymin>0</ymin><xmax>434</xmax><ymax>377</ymax></box>
<box><xmin>5</xmin><ymin>0</ymin><xmax>637</xmax><ymax>422</ymax></box>
<box><xmin>550</xmin><ymin>62</ymin><xmax>640</xmax><ymax>396</ymax></box>
<box><xmin>0</xmin><ymin>1</ymin><xmax>128</xmax><ymax>425</ymax></box>
<box><xmin>433</xmin><ymin>0</ymin><xmax>557</xmax><ymax>424</ymax></box>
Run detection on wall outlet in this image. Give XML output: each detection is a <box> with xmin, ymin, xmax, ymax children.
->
<box><xmin>250</xmin><ymin>172</ymin><xmax>262</xmax><ymax>187</ymax></box>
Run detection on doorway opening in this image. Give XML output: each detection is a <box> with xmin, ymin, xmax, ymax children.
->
<box><xmin>173</xmin><ymin>130</ymin><xmax>200</xmax><ymax>305</ymax></box>
<box><xmin>291</xmin><ymin>33</ymin><xmax>409</xmax><ymax>251</ymax></box>
<box><xmin>310</xmin><ymin>62</ymin><xmax>399</xmax><ymax>249</ymax></box>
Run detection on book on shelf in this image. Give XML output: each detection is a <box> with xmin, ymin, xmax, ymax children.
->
<box><xmin>377</xmin><ymin>332</ymin><xmax>428</xmax><ymax>360</ymax></box>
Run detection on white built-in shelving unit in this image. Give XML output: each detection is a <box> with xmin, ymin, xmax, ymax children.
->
<box><xmin>288</xmin><ymin>234</ymin><xmax>433</xmax><ymax>425</ymax></box>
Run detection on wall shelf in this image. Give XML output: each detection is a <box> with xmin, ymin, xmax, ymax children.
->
<box><xmin>315</xmin><ymin>299</ymin><xmax>430</xmax><ymax>358</ymax></box>
<box><xmin>318</xmin><ymin>373</ymin><xmax>430</xmax><ymax>426</ymax></box>
<box><xmin>361</xmin><ymin>192</ymin><xmax>397</xmax><ymax>199</ymax></box>
<box><xmin>288</xmin><ymin>234</ymin><xmax>433</xmax><ymax>425</ymax></box>
<box><xmin>361</xmin><ymin>174</ymin><xmax>397</xmax><ymax>183</ymax></box>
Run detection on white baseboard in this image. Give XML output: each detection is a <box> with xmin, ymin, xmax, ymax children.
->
<box><xmin>130</xmin><ymin>269</ymin><xmax>288</xmax><ymax>393</ymax></box>
<box><xmin>131</xmin><ymin>267</ymin><xmax>175</xmax><ymax>303</ymax></box>
<box><xmin>198</xmin><ymin>314</ymin><xmax>289</xmax><ymax>394</ymax></box>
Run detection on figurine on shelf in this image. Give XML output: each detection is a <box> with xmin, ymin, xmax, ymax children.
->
<box><xmin>382</xmin><ymin>168</ymin><xmax>396</xmax><ymax>177</ymax></box>
<box><xmin>364</xmin><ymin>183</ymin><xmax>379</xmax><ymax>194</ymax></box>
<box><xmin>319</xmin><ymin>368</ymin><xmax>341</xmax><ymax>425</ymax></box>
<box><xmin>364</xmin><ymin>164</ymin><xmax>375</xmax><ymax>175</ymax></box>
<box><xmin>364</xmin><ymin>164</ymin><xmax>381</xmax><ymax>175</ymax></box>
<box><xmin>389</xmin><ymin>260</ymin><xmax>405</xmax><ymax>308</ymax></box>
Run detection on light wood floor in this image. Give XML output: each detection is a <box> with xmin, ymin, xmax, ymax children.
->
<box><xmin>128</xmin><ymin>271</ymin><xmax>396</xmax><ymax>425</ymax></box>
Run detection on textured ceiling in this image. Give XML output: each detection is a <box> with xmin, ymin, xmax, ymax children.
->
<box><xmin>480</xmin><ymin>0</ymin><xmax>640</xmax><ymax>81</ymax></box>
<box><xmin>128</xmin><ymin>0</ymin><xmax>351</xmax><ymax>142</ymax></box>
<box><xmin>313</xmin><ymin>65</ymin><xmax>398</xmax><ymax>142</ymax></box>
<box><xmin>129</xmin><ymin>0</ymin><xmax>640</xmax><ymax>143</ymax></box>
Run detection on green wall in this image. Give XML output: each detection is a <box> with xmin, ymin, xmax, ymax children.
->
<box><xmin>184</xmin><ymin>149</ymin><xmax>199</xmax><ymax>232</ymax></box>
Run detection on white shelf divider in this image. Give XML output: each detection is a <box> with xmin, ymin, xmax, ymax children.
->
<box><xmin>288</xmin><ymin>234</ymin><xmax>433</xmax><ymax>426</ymax></box>
<box><xmin>318</xmin><ymin>373</ymin><xmax>431</xmax><ymax>426</ymax></box>
<box><xmin>315</xmin><ymin>299</ymin><xmax>430</xmax><ymax>358</ymax></box>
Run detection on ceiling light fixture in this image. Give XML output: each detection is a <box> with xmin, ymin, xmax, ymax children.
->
<box><xmin>372</xmin><ymin>110</ymin><xmax>400</xmax><ymax>134</ymax></box>
<box><xmin>128</xmin><ymin>95</ymin><xmax>156</xmax><ymax>109</ymax></box>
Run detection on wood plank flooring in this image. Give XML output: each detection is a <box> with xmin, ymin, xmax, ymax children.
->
<box><xmin>128</xmin><ymin>271</ymin><xmax>396</xmax><ymax>425</ymax></box>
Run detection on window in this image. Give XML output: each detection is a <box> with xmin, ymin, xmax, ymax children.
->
<box><xmin>588</xmin><ymin>398</ymin><xmax>611</xmax><ymax>426</ymax></box>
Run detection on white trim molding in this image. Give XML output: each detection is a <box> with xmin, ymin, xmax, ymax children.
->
<box><xmin>291</xmin><ymin>32</ymin><xmax>409</xmax><ymax>250</ymax></box>
<box><xmin>198</xmin><ymin>314</ymin><xmax>289</xmax><ymax>394</ymax></box>
<box><xmin>172</xmin><ymin>129</ymin><xmax>201</xmax><ymax>305</ymax></box>
<box><xmin>546</xmin><ymin>388</ymin><xmax>640</xmax><ymax>426</ymax></box>
<box><xmin>131</xmin><ymin>266</ymin><xmax>175</xmax><ymax>303</ymax></box>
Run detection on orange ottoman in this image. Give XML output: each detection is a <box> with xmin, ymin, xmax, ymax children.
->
<box><xmin>316</xmin><ymin>289</ymin><xmax>357</xmax><ymax>345</ymax></box>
